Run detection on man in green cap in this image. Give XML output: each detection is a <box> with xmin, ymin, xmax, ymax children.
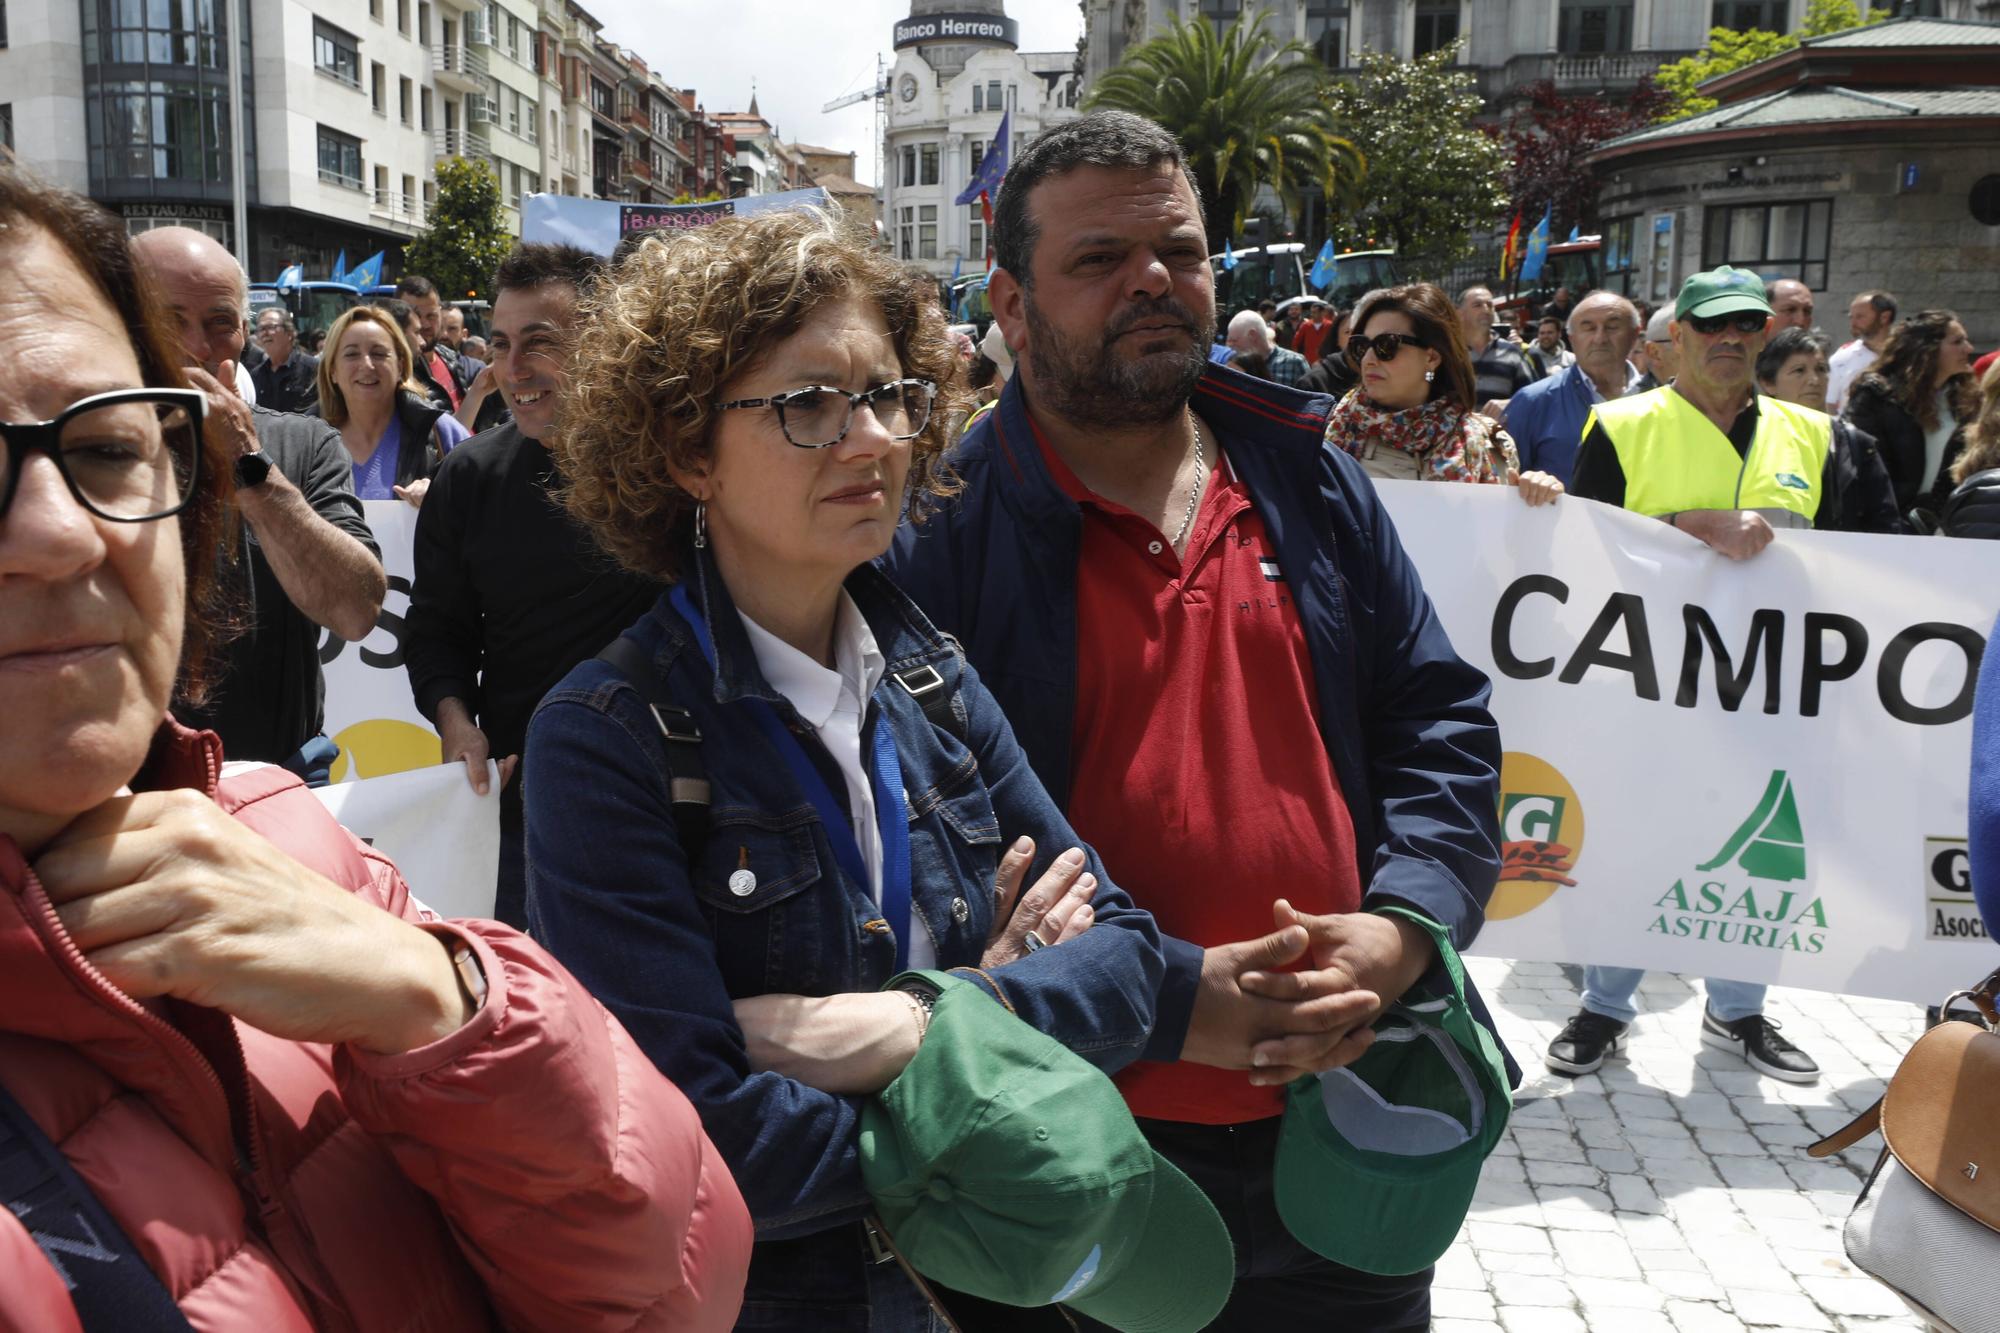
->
<box><xmin>1548</xmin><ymin>265</ymin><xmax>1858</xmax><ymax>1084</ymax></box>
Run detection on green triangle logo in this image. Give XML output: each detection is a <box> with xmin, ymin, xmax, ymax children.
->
<box><xmin>1697</xmin><ymin>770</ymin><xmax>1806</xmax><ymax>883</ymax></box>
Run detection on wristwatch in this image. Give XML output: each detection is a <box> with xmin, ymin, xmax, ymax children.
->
<box><xmin>234</xmin><ymin>449</ymin><xmax>274</xmax><ymax>490</ymax></box>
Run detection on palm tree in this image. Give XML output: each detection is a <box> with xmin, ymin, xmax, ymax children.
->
<box><xmin>1084</xmin><ymin>12</ymin><xmax>1365</xmax><ymax>250</ymax></box>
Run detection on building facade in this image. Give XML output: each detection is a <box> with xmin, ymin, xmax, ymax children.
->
<box><xmin>883</xmin><ymin>0</ymin><xmax>1083</xmax><ymax>281</ymax></box>
<box><xmin>1588</xmin><ymin>17</ymin><xmax>2000</xmax><ymax>344</ymax></box>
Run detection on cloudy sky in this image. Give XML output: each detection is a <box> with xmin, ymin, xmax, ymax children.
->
<box><xmin>583</xmin><ymin>0</ymin><xmax>1086</xmax><ymax>186</ymax></box>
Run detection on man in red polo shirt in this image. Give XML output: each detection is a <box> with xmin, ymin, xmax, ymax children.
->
<box><xmin>887</xmin><ymin>111</ymin><xmax>1508</xmax><ymax>1330</ymax></box>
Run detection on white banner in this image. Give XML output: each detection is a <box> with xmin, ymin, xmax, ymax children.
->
<box><xmin>1378</xmin><ymin>483</ymin><xmax>1999</xmax><ymax>1005</ymax></box>
<box><xmin>320</xmin><ymin>500</ymin><xmax>441</xmax><ymax>782</ymax></box>
<box><xmin>311</xmin><ymin>761</ymin><xmax>501</xmax><ymax>920</ymax></box>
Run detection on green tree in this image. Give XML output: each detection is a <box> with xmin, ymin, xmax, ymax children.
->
<box><xmin>1654</xmin><ymin>1</ymin><xmax>1887</xmax><ymax>122</ymax></box>
<box><xmin>1322</xmin><ymin>42</ymin><xmax>1507</xmax><ymax>265</ymax></box>
<box><xmin>1083</xmin><ymin>13</ymin><xmax>1363</xmax><ymax>246</ymax></box>
<box><xmin>402</xmin><ymin>157</ymin><xmax>512</xmax><ymax>300</ymax></box>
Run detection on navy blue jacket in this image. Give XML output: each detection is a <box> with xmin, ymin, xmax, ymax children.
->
<box><xmin>1972</xmin><ymin>609</ymin><xmax>2000</xmax><ymax>939</ymax></box>
<box><xmin>1504</xmin><ymin>360</ymin><xmax>1599</xmax><ymax>486</ymax></box>
<box><xmin>886</xmin><ymin>362</ymin><xmax>1517</xmax><ymax>1083</ymax></box>
<box><xmin>522</xmin><ymin>549</ymin><xmax>1165</xmax><ymax>1315</ymax></box>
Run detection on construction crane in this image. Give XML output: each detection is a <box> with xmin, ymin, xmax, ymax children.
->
<box><xmin>822</xmin><ymin>56</ymin><xmax>889</xmax><ymax>191</ymax></box>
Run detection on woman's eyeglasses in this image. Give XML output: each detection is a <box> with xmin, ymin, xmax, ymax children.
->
<box><xmin>1344</xmin><ymin>332</ymin><xmax>1426</xmax><ymax>367</ymax></box>
<box><xmin>1</xmin><ymin>389</ymin><xmax>205</xmax><ymax>524</ymax></box>
<box><xmin>717</xmin><ymin>378</ymin><xmax>936</xmax><ymax>450</ymax></box>
<box><xmin>1684</xmin><ymin>311</ymin><xmax>1769</xmax><ymax>337</ymax></box>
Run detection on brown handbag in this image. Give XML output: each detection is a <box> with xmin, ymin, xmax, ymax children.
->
<box><xmin>1807</xmin><ymin>968</ymin><xmax>2000</xmax><ymax>1333</ymax></box>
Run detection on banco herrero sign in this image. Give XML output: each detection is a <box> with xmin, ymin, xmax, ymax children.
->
<box><xmin>893</xmin><ymin>12</ymin><xmax>1019</xmax><ymax>49</ymax></box>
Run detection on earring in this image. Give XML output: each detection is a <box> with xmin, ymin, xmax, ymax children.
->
<box><xmin>1424</xmin><ymin>369</ymin><xmax>1436</xmax><ymax>383</ymax></box>
<box><xmin>693</xmin><ymin>501</ymin><xmax>707</xmax><ymax>550</ymax></box>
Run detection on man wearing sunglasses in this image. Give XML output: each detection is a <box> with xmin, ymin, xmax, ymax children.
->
<box><xmin>1550</xmin><ymin>265</ymin><xmax>1855</xmax><ymax>1085</ymax></box>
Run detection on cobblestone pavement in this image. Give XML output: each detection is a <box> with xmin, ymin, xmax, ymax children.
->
<box><xmin>1439</xmin><ymin>957</ymin><xmax>1935</xmax><ymax>1333</ymax></box>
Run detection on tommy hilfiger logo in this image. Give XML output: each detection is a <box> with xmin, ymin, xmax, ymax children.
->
<box><xmin>1259</xmin><ymin>557</ymin><xmax>1284</xmax><ymax>583</ymax></box>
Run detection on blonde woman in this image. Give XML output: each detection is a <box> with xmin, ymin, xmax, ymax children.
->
<box><xmin>316</xmin><ymin>304</ymin><xmax>469</xmax><ymax>506</ymax></box>
<box><xmin>1942</xmin><ymin>360</ymin><xmax>2000</xmax><ymax>539</ymax></box>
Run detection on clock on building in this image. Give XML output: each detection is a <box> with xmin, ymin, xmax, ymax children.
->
<box><xmin>899</xmin><ymin>74</ymin><xmax>919</xmax><ymax>102</ymax></box>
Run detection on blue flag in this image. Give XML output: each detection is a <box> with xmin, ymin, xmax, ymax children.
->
<box><xmin>348</xmin><ymin>251</ymin><xmax>385</xmax><ymax>288</ymax></box>
<box><xmin>1308</xmin><ymin>239</ymin><xmax>1338</xmax><ymax>290</ymax></box>
<box><xmin>330</xmin><ymin>250</ymin><xmax>348</xmax><ymax>285</ymax></box>
<box><xmin>1518</xmin><ymin>207</ymin><xmax>1553</xmax><ymax>283</ymax></box>
<box><xmin>1221</xmin><ymin>237</ymin><xmax>1237</xmax><ymax>271</ymax></box>
<box><xmin>275</xmin><ymin>263</ymin><xmax>303</xmax><ymax>290</ymax></box>
<box><xmin>954</xmin><ymin>111</ymin><xmax>1010</xmax><ymax>207</ymax></box>
<box><xmin>1566</xmin><ymin>223</ymin><xmax>1581</xmax><ymax>243</ymax></box>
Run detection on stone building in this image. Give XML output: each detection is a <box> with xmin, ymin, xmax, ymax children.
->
<box><xmin>1587</xmin><ymin>17</ymin><xmax>2000</xmax><ymax>343</ymax></box>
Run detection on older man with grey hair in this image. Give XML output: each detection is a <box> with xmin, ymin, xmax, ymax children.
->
<box><xmin>132</xmin><ymin>227</ymin><xmax>384</xmax><ymax>777</ymax></box>
<box><xmin>1500</xmin><ymin>289</ymin><xmax>1644</xmax><ymax>486</ymax></box>
<box><xmin>249</xmin><ymin>305</ymin><xmax>320</xmax><ymax>415</ymax></box>
<box><xmin>1636</xmin><ymin>306</ymin><xmax>1680</xmax><ymax>390</ymax></box>
<box><xmin>1224</xmin><ymin>308</ymin><xmax>1308</xmax><ymax>387</ymax></box>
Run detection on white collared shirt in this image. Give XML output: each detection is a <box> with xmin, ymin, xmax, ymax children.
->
<box><xmin>738</xmin><ymin>594</ymin><xmax>937</xmax><ymax>970</ymax></box>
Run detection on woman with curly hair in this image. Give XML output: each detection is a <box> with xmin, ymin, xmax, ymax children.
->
<box><xmin>1323</xmin><ymin>283</ymin><xmax>1564</xmax><ymax>503</ymax></box>
<box><xmin>1840</xmin><ymin>309</ymin><xmax>1980</xmax><ymax>520</ymax></box>
<box><xmin>524</xmin><ymin>209</ymin><xmax>1177</xmax><ymax>1329</ymax></box>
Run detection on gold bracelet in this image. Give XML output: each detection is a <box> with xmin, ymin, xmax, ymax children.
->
<box><xmin>902</xmin><ymin>990</ymin><xmax>931</xmax><ymax>1045</ymax></box>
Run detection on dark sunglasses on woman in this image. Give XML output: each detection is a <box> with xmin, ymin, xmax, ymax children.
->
<box><xmin>1344</xmin><ymin>332</ymin><xmax>1426</xmax><ymax>367</ymax></box>
<box><xmin>1684</xmin><ymin>311</ymin><xmax>1769</xmax><ymax>337</ymax></box>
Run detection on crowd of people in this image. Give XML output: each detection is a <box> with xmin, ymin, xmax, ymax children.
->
<box><xmin>5</xmin><ymin>102</ymin><xmax>2000</xmax><ymax>1332</ymax></box>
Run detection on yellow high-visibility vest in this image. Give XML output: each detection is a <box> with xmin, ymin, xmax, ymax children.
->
<box><xmin>1587</xmin><ymin>387</ymin><xmax>1832</xmax><ymax>528</ymax></box>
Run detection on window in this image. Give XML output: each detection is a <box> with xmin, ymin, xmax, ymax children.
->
<box><xmin>900</xmin><ymin>144</ymin><xmax>916</xmax><ymax>188</ymax></box>
<box><xmin>369</xmin><ymin>62</ymin><xmax>385</xmax><ymax>113</ymax></box>
<box><xmin>397</xmin><ymin>0</ymin><xmax>409</xmax><ymax>35</ymax></box>
<box><xmin>968</xmin><ymin>139</ymin><xmax>986</xmax><ymax>176</ymax></box>
<box><xmin>1557</xmin><ymin>1</ymin><xmax>1633</xmax><ymax>53</ymax></box>
<box><xmin>590</xmin><ymin>78</ymin><xmax>613</xmax><ymax>116</ymax></box>
<box><xmin>317</xmin><ymin>125</ymin><xmax>364</xmax><ymax>188</ymax></box>
<box><xmin>972</xmin><ymin>84</ymin><xmax>983</xmax><ymax>113</ymax></box>
<box><xmin>1702</xmin><ymin>198</ymin><xmax>1832</xmax><ymax>289</ymax></box>
<box><xmin>1414</xmin><ymin>2</ymin><xmax>1459</xmax><ymax>56</ymax></box>
<box><xmin>1711</xmin><ymin>1</ymin><xmax>1788</xmax><ymax>31</ymax></box>
<box><xmin>1890</xmin><ymin>0</ymin><xmax>1941</xmax><ymax>14</ymax></box>
<box><xmin>968</xmin><ymin>203</ymin><xmax>984</xmax><ymax>259</ymax></box>
<box><xmin>1197</xmin><ymin>0</ymin><xmax>1242</xmax><ymax>21</ymax></box>
<box><xmin>899</xmin><ymin>205</ymin><xmax>914</xmax><ymax>260</ymax></box>
<box><xmin>1600</xmin><ymin>214</ymin><xmax>1638</xmax><ymax>295</ymax></box>
<box><xmin>369</xmin><ymin>0</ymin><xmax>381</xmax><ymax>21</ymax></box>
<box><xmin>1305</xmin><ymin>3</ymin><xmax>1347</xmax><ymax>67</ymax></box>
<box><xmin>373</xmin><ymin>163</ymin><xmax>388</xmax><ymax>204</ymax></box>
<box><xmin>418</xmin><ymin>2</ymin><xmax>430</xmax><ymax>44</ymax></box>
<box><xmin>919</xmin><ymin>204</ymin><xmax>937</xmax><ymax>260</ymax></box>
<box><xmin>92</xmin><ymin>81</ymin><xmax>232</xmax><ymax>183</ymax></box>
<box><xmin>986</xmin><ymin>79</ymin><xmax>1001</xmax><ymax>111</ymax></box>
<box><xmin>399</xmin><ymin>76</ymin><xmax>413</xmax><ymax>126</ymax></box>
<box><xmin>420</xmin><ymin>87</ymin><xmax>432</xmax><ymax>131</ymax></box>
<box><xmin>920</xmin><ymin>142</ymin><xmax>939</xmax><ymax>186</ymax></box>
<box><xmin>403</xmin><ymin>172</ymin><xmax>416</xmax><ymax>211</ymax></box>
<box><xmin>314</xmin><ymin>21</ymin><xmax>361</xmax><ymax>87</ymax></box>
<box><xmin>509</xmin><ymin>14</ymin><xmax>522</xmax><ymax>60</ymax></box>
<box><xmin>1</xmin><ymin>105</ymin><xmax>11</xmax><ymax>153</ymax></box>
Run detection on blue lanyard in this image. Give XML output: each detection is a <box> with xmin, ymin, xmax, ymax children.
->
<box><xmin>670</xmin><ymin>583</ymin><xmax>914</xmax><ymax>971</ymax></box>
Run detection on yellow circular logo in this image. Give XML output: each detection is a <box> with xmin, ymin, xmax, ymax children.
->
<box><xmin>1492</xmin><ymin>752</ymin><xmax>1585</xmax><ymax>920</ymax></box>
<box><xmin>328</xmin><ymin>718</ymin><xmax>443</xmax><ymax>784</ymax></box>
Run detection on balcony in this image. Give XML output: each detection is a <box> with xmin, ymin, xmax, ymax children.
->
<box><xmin>622</xmin><ymin>106</ymin><xmax>653</xmax><ymax>138</ymax></box>
<box><xmin>433</xmin><ymin>128</ymin><xmax>478</xmax><ymax>157</ymax></box>
<box><xmin>433</xmin><ymin>0</ymin><xmax>479</xmax><ymax>13</ymax></box>
<box><xmin>370</xmin><ymin>189</ymin><xmax>427</xmax><ymax>229</ymax></box>
<box><xmin>431</xmin><ymin>42</ymin><xmax>488</xmax><ymax>93</ymax></box>
<box><xmin>620</xmin><ymin>154</ymin><xmax>653</xmax><ymax>186</ymax></box>
<box><xmin>1489</xmin><ymin>49</ymin><xmax>1692</xmax><ymax>99</ymax></box>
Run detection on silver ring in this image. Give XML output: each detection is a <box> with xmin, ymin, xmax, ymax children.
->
<box><xmin>1022</xmin><ymin>930</ymin><xmax>1046</xmax><ymax>953</ymax></box>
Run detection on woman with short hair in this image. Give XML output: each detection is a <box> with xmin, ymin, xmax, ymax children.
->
<box><xmin>1841</xmin><ymin>309</ymin><xmax>1980</xmax><ymax>520</ymax></box>
<box><xmin>1755</xmin><ymin>326</ymin><xmax>1903</xmax><ymax>535</ymax></box>
<box><xmin>526</xmin><ymin>209</ymin><xmax>1181</xmax><ymax>1328</ymax></box>
<box><xmin>317</xmin><ymin>303</ymin><xmax>468</xmax><ymax>506</ymax></box>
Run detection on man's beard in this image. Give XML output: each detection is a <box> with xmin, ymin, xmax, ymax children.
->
<box><xmin>1022</xmin><ymin>290</ymin><xmax>1214</xmax><ymax>428</ymax></box>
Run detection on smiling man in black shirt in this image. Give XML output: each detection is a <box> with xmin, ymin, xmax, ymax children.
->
<box><xmin>405</xmin><ymin>244</ymin><xmax>660</xmax><ymax>925</ymax></box>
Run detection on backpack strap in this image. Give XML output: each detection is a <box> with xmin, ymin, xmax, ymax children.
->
<box><xmin>597</xmin><ymin>636</ymin><xmax>711</xmax><ymax>854</ymax></box>
<box><xmin>0</xmin><ymin>1081</ymin><xmax>197</xmax><ymax>1332</ymax></box>
<box><xmin>892</xmin><ymin>632</ymin><xmax>970</xmax><ymax>745</ymax></box>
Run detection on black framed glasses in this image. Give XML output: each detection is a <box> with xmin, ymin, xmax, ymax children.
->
<box><xmin>1</xmin><ymin>389</ymin><xmax>205</xmax><ymax>524</ymax></box>
<box><xmin>1685</xmin><ymin>311</ymin><xmax>1769</xmax><ymax>337</ymax></box>
<box><xmin>1345</xmin><ymin>332</ymin><xmax>1426</xmax><ymax>367</ymax></box>
<box><xmin>717</xmin><ymin>378</ymin><xmax>936</xmax><ymax>450</ymax></box>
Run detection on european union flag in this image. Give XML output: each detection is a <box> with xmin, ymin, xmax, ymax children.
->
<box><xmin>1308</xmin><ymin>239</ymin><xmax>1338</xmax><ymax>290</ymax></box>
<box><xmin>1518</xmin><ymin>207</ymin><xmax>1552</xmax><ymax>283</ymax></box>
<box><xmin>954</xmin><ymin>111</ymin><xmax>1010</xmax><ymax>207</ymax></box>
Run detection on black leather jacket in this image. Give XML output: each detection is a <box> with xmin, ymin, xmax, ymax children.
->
<box><xmin>1944</xmin><ymin>467</ymin><xmax>2000</xmax><ymax>540</ymax></box>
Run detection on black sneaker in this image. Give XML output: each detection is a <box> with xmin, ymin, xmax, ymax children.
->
<box><xmin>1545</xmin><ymin>1010</ymin><xmax>1630</xmax><ymax>1076</ymax></box>
<box><xmin>1700</xmin><ymin>1009</ymin><xmax>1820</xmax><ymax>1084</ymax></box>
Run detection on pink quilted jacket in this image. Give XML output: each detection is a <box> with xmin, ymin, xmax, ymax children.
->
<box><xmin>0</xmin><ymin>722</ymin><xmax>751</xmax><ymax>1333</ymax></box>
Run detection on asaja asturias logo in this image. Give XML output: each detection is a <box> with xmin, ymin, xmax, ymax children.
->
<box><xmin>1648</xmin><ymin>769</ymin><xmax>1828</xmax><ymax>953</ymax></box>
<box><xmin>1493</xmin><ymin>753</ymin><xmax>1584</xmax><ymax>920</ymax></box>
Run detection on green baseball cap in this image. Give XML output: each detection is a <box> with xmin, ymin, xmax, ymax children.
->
<box><xmin>1674</xmin><ymin>265</ymin><xmax>1774</xmax><ymax>321</ymax></box>
<box><xmin>860</xmin><ymin>971</ymin><xmax>1234</xmax><ymax>1332</ymax></box>
<box><xmin>1274</xmin><ymin>908</ymin><xmax>1512</xmax><ymax>1276</ymax></box>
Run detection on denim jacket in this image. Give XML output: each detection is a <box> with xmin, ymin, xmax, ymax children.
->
<box><xmin>886</xmin><ymin>362</ymin><xmax>1520</xmax><ymax>1086</ymax></box>
<box><xmin>522</xmin><ymin>548</ymin><xmax>1165</xmax><ymax>1318</ymax></box>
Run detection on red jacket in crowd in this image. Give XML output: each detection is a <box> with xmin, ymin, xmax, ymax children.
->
<box><xmin>0</xmin><ymin>722</ymin><xmax>752</xmax><ymax>1333</ymax></box>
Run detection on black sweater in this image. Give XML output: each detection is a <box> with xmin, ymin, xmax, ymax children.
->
<box><xmin>404</xmin><ymin>422</ymin><xmax>662</xmax><ymax>760</ymax></box>
<box><xmin>1841</xmin><ymin>377</ymin><xmax>1968</xmax><ymax>515</ymax></box>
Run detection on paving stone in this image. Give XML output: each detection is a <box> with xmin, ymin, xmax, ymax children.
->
<box><xmin>1491</xmin><ymin>1273</ymin><xmax>1573</xmax><ymax>1306</ymax></box>
<box><xmin>1432</xmin><ymin>1287</ymin><xmax>1498</xmax><ymax>1320</ymax></box>
<box><xmin>1527</xmin><ymin>1157</ymin><xmax>1601</xmax><ymax>1187</ymax></box>
<box><xmin>1570</xmin><ymin>1273</ymin><xmax>1664</xmax><ymax>1309</ymax></box>
<box><xmin>1467</xmin><ymin>1221</ymin><xmax>1552</xmax><ymax>1256</ymax></box>
<box><xmin>1433</xmin><ymin>1242</ymin><xmax>1488</xmax><ymax>1290</ymax></box>
<box><xmin>1514</xmin><ymin>1127</ymin><xmax>1590</xmax><ymax>1164</ymax></box>
<box><xmin>1588</xmin><ymin>1147</ymin><xmax>1641</xmax><ymax>1174</ymax></box>
<box><xmin>1431</xmin><ymin>1320</ymin><xmax>1505</xmax><ymax>1333</ymax></box>
<box><xmin>1500</xmin><ymin>1309</ymin><xmax>1587</xmax><ymax>1333</ymax></box>
<box><xmin>1668</xmin><ymin>1298</ymin><xmax>1750</xmax><ymax>1332</ymax></box>
<box><xmin>1609</xmin><ymin>1174</ymin><xmax>1668</xmax><ymax>1215</ymax></box>
<box><xmin>1796</xmin><ymin>1276</ymin><xmax>1916</xmax><ymax>1318</ymax></box>
<box><xmin>1729</xmin><ymin>1289</ymin><xmax>1836</xmax><ymax>1329</ymax></box>
<box><xmin>1650</xmin><ymin>1267</ymin><xmax>1727</xmax><ymax>1300</ymax></box>
<box><xmin>1551</xmin><ymin>1229</ymin><xmax>1641</xmax><ymax>1279</ymax></box>
<box><xmin>1715</xmin><ymin>1155</ymin><xmax>1798</xmax><ymax>1189</ymax></box>
<box><xmin>1696</xmin><ymin>1127</ymin><xmax>1768</xmax><ymax>1156</ymax></box>
<box><xmin>1579</xmin><ymin>1119</ymin><xmax>1632</xmax><ymax>1149</ymax></box>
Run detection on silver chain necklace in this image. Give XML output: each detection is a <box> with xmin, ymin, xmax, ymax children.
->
<box><xmin>1172</xmin><ymin>418</ymin><xmax>1206</xmax><ymax>551</ymax></box>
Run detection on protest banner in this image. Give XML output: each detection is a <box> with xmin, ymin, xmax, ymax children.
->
<box><xmin>1376</xmin><ymin>483</ymin><xmax>1999</xmax><ymax>1006</ymax></box>
<box><xmin>310</xmin><ymin>760</ymin><xmax>501</xmax><ymax>920</ymax></box>
<box><xmin>520</xmin><ymin>187</ymin><xmax>831</xmax><ymax>257</ymax></box>
<box><xmin>319</xmin><ymin>500</ymin><xmax>442</xmax><ymax>782</ymax></box>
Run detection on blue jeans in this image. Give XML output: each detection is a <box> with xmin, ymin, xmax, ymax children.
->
<box><xmin>1582</xmin><ymin>967</ymin><xmax>1765</xmax><ymax>1026</ymax></box>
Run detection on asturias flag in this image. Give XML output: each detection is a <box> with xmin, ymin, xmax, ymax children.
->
<box><xmin>1518</xmin><ymin>206</ymin><xmax>1553</xmax><ymax>283</ymax></box>
<box><xmin>330</xmin><ymin>250</ymin><xmax>348</xmax><ymax>285</ymax></box>
<box><xmin>1308</xmin><ymin>239</ymin><xmax>1338</xmax><ymax>291</ymax></box>
<box><xmin>954</xmin><ymin>111</ymin><xmax>1010</xmax><ymax>207</ymax></box>
<box><xmin>348</xmin><ymin>251</ymin><xmax>386</xmax><ymax>288</ymax></box>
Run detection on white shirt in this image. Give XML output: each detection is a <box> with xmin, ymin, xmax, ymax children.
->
<box><xmin>1826</xmin><ymin>339</ymin><xmax>1878</xmax><ymax>416</ymax></box>
<box><xmin>738</xmin><ymin>594</ymin><xmax>938</xmax><ymax>970</ymax></box>
<box><xmin>235</xmin><ymin>360</ymin><xmax>259</xmax><ymax>406</ymax></box>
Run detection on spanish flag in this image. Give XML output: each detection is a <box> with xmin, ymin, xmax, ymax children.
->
<box><xmin>1500</xmin><ymin>211</ymin><xmax>1524</xmax><ymax>282</ymax></box>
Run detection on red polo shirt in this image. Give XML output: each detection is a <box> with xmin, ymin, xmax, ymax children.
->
<box><xmin>1295</xmin><ymin>318</ymin><xmax>1333</xmax><ymax>365</ymax></box>
<box><xmin>1031</xmin><ymin>417</ymin><xmax>1362</xmax><ymax>1125</ymax></box>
